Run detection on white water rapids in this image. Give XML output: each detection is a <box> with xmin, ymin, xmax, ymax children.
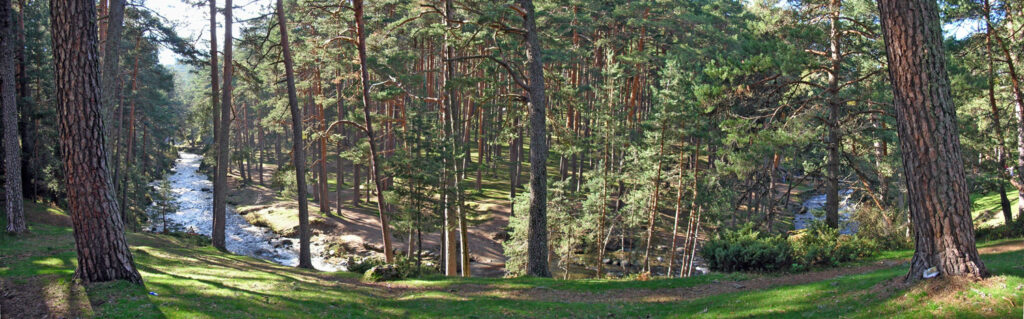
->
<box><xmin>794</xmin><ymin>188</ymin><xmax>859</xmax><ymax>234</ymax></box>
<box><xmin>147</xmin><ymin>152</ymin><xmax>345</xmax><ymax>271</ymax></box>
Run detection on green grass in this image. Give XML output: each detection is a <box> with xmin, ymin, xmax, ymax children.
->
<box><xmin>3</xmin><ymin>204</ymin><xmax>1022</xmax><ymax>318</ymax></box>
<box><xmin>970</xmin><ymin>188</ymin><xmax>1022</xmax><ymax>228</ymax></box>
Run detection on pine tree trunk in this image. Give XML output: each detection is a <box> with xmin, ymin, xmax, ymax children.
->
<box><xmin>213</xmin><ymin>0</ymin><xmax>234</xmax><ymax>251</ymax></box>
<box><xmin>336</xmin><ymin>79</ymin><xmax>346</xmax><ymax>216</ymax></box>
<box><xmin>518</xmin><ymin>0</ymin><xmax>551</xmax><ymax>278</ymax></box>
<box><xmin>2</xmin><ymin>0</ymin><xmax>25</xmax><ymax>234</ymax></box>
<box><xmin>49</xmin><ymin>0</ymin><xmax>142</xmax><ymax>284</ymax></box>
<box><xmin>642</xmin><ymin>122</ymin><xmax>666</xmax><ymax>272</ymax></box>
<box><xmin>276</xmin><ymin>0</ymin><xmax>313</xmax><ymax>268</ymax></box>
<box><xmin>984</xmin><ymin>0</ymin><xmax>1014</xmax><ymax>225</ymax></box>
<box><xmin>877</xmin><ymin>0</ymin><xmax>989</xmax><ymax>281</ymax></box>
<box><xmin>824</xmin><ymin>0</ymin><xmax>842</xmax><ymax>229</ymax></box>
<box><xmin>119</xmin><ymin>35</ymin><xmax>141</xmax><ymax>227</ymax></box>
<box><xmin>667</xmin><ymin>139</ymin><xmax>686</xmax><ymax>277</ymax></box>
<box><xmin>99</xmin><ymin>0</ymin><xmax>123</xmax><ymax>153</ymax></box>
<box><xmin>354</xmin><ymin>0</ymin><xmax>394</xmax><ymax>263</ymax></box>
<box><xmin>208</xmin><ymin>0</ymin><xmax>225</xmax><ymax>251</ymax></box>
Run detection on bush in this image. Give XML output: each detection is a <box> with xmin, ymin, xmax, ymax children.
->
<box><xmin>347</xmin><ymin>257</ymin><xmax>386</xmax><ymax>274</ymax></box>
<box><xmin>363</xmin><ymin>264</ymin><xmax>403</xmax><ymax>282</ymax></box>
<box><xmin>851</xmin><ymin>206</ymin><xmax>911</xmax><ymax>250</ymax></box>
<box><xmin>701</xmin><ymin>224</ymin><xmax>793</xmax><ymax>272</ymax></box>
<box><xmin>351</xmin><ymin>255</ymin><xmax>434</xmax><ymax>281</ymax></box>
<box><xmin>789</xmin><ymin>222</ymin><xmax>877</xmax><ymax>268</ymax></box>
<box><xmin>975</xmin><ymin>222</ymin><xmax>1024</xmax><ymax>242</ymax></box>
<box><xmin>702</xmin><ymin>222</ymin><xmax>879</xmax><ymax>273</ymax></box>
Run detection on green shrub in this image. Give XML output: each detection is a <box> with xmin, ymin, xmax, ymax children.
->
<box><xmin>789</xmin><ymin>222</ymin><xmax>877</xmax><ymax>268</ymax></box>
<box><xmin>701</xmin><ymin>224</ymin><xmax>793</xmax><ymax>272</ymax></box>
<box><xmin>350</xmin><ymin>255</ymin><xmax>435</xmax><ymax>281</ymax></box>
<box><xmin>702</xmin><ymin>222</ymin><xmax>879</xmax><ymax>273</ymax></box>
<box><xmin>347</xmin><ymin>257</ymin><xmax>386</xmax><ymax>274</ymax></box>
<box><xmin>851</xmin><ymin>207</ymin><xmax>912</xmax><ymax>250</ymax></box>
<box><xmin>975</xmin><ymin>222</ymin><xmax>1024</xmax><ymax>242</ymax></box>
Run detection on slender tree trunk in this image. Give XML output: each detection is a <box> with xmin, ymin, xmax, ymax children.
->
<box><xmin>441</xmin><ymin>0</ymin><xmax>459</xmax><ymax>276</ymax></box>
<box><xmin>667</xmin><ymin>139</ymin><xmax>686</xmax><ymax>277</ymax></box>
<box><xmin>2</xmin><ymin>0</ymin><xmax>25</xmax><ymax>234</ymax></box>
<box><xmin>354</xmin><ymin>0</ymin><xmax>394</xmax><ymax>263</ymax></box>
<box><xmin>642</xmin><ymin>122</ymin><xmax>666</xmax><ymax>272</ymax></box>
<box><xmin>984</xmin><ymin>0</ymin><xmax>1013</xmax><ymax>224</ymax></box>
<box><xmin>824</xmin><ymin>0</ymin><xmax>842</xmax><ymax>229</ymax></box>
<box><xmin>336</xmin><ymin>79</ymin><xmax>346</xmax><ymax>217</ymax></box>
<box><xmin>49</xmin><ymin>0</ymin><xmax>142</xmax><ymax>284</ymax></box>
<box><xmin>681</xmin><ymin>139</ymin><xmax>700</xmax><ymax>277</ymax></box>
<box><xmin>258</xmin><ymin>108</ymin><xmax>265</xmax><ymax>186</ymax></box>
<box><xmin>315</xmin><ymin>65</ymin><xmax>330</xmax><ymax>214</ymax></box>
<box><xmin>877</xmin><ymin>0</ymin><xmax>988</xmax><ymax>281</ymax></box>
<box><xmin>353</xmin><ymin>164</ymin><xmax>361</xmax><ymax>205</ymax></box>
<box><xmin>119</xmin><ymin>36</ymin><xmax>141</xmax><ymax>226</ymax></box>
<box><xmin>989</xmin><ymin>7</ymin><xmax>1024</xmax><ymax>219</ymax></box>
<box><xmin>275</xmin><ymin>0</ymin><xmax>313</xmax><ymax>268</ymax></box>
<box><xmin>99</xmin><ymin>0</ymin><xmax>123</xmax><ymax>154</ymax></box>
<box><xmin>596</xmin><ymin>121</ymin><xmax>610</xmax><ymax>278</ymax></box>
<box><xmin>208</xmin><ymin>0</ymin><xmax>225</xmax><ymax>251</ymax></box>
<box><xmin>213</xmin><ymin>0</ymin><xmax>235</xmax><ymax>251</ymax></box>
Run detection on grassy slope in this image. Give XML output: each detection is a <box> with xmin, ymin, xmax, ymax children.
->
<box><xmin>2</xmin><ymin>203</ymin><xmax>1022</xmax><ymax>318</ymax></box>
<box><xmin>970</xmin><ymin>189</ymin><xmax>1023</xmax><ymax>228</ymax></box>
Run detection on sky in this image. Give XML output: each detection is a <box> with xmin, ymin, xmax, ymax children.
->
<box><xmin>148</xmin><ymin>0</ymin><xmax>268</xmax><ymax>66</ymax></box>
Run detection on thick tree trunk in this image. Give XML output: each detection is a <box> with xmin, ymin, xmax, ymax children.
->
<box><xmin>354</xmin><ymin>0</ymin><xmax>394</xmax><ymax>263</ymax></box>
<box><xmin>49</xmin><ymin>0</ymin><xmax>142</xmax><ymax>284</ymax></box>
<box><xmin>877</xmin><ymin>0</ymin><xmax>988</xmax><ymax>281</ymax></box>
<box><xmin>276</xmin><ymin>0</ymin><xmax>312</xmax><ymax>268</ymax></box>
<box><xmin>519</xmin><ymin>0</ymin><xmax>551</xmax><ymax>278</ymax></box>
<box><xmin>2</xmin><ymin>0</ymin><xmax>25</xmax><ymax>234</ymax></box>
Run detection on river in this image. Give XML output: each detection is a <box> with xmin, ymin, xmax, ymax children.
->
<box><xmin>147</xmin><ymin>152</ymin><xmax>346</xmax><ymax>271</ymax></box>
<box><xmin>794</xmin><ymin>188</ymin><xmax>860</xmax><ymax>234</ymax></box>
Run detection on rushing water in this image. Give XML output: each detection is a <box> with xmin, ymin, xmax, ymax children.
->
<box><xmin>147</xmin><ymin>152</ymin><xmax>345</xmax><ymax>271</ymax></box>
<box><xmin>794</xmin><ymin>188</ymin><xmax>859</xmax><ymax>234</ymax></box>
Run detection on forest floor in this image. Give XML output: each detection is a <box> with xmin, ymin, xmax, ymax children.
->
<box><xmin>2</xmin><ymin>202</ymin><xmax>1022</xmax><ymax>318</ymax></box>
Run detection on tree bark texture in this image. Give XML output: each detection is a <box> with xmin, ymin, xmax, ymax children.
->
<box><xmin>2</xmin><ymin>0</ymin><xmax>25</xmax><ymax>234</ymax></box>
<box><xmin>518</xmin><ymin>0</ymin><xmax>551</xmax><ymax>278</ymax></box>
<box><xmin>49</xmin><ymin>0</ymin><xmax>142</xmax><ymax>284</ymax></box>
<box><xmin>876</xmin><ymin>0</ymin><xmax>988</xmax><ymax>281</ymax></box>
